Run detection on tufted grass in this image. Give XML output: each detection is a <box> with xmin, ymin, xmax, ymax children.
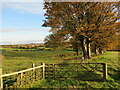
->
<box><xmin>32</xmin><ymin>51</ymin><xmax>120</xmax><ymax>88</ymax></box>
<box><xmin>2</xmin><ymin>49</ymin><xmax>120</xmax><ymax>88</ymax></box>
<box><xmin>2</xmin><ymin>50</ymin><xmax>75</xmax><ymax>74</ymax></box>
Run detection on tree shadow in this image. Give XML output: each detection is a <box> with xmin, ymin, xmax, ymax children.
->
<box><xmin>108</xmin><ymin>67</ymin><xmax>120</xmax><ymax>80</ymax></box>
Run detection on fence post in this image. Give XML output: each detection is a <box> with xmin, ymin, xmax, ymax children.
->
<box><xmin>32</xmin><ymin>63</ymin><xmax>35</xmax><ymax>81</ymax></box>
<box><xmin>32</xmin><ymin>63</ymin><xmax>35</xmax><ymax>68</ymax></box>
<box><xmin>53</xmin><ymin>64</ymin><xmax>55</xmax><ymax>79</ymax></box>
<box><xmin>21</xmin><ymin>72</ymin><xmax>23</xmax><ymax>86</ymax></box>
<box><xmin>41</xmin><ymin>63</ymin><xmax>45</xmax><ymax>79</ymax></box>
<box><xmin>32</xmin><ymin>63</ymin><xmax>35</xmax><ymax>71</ymax></box>
<box><xmin>0</xmin><ymin>69</ymin><xmax>3</xmax><ymax>89</ymax></box>
<box><xmin>103</xmin><ymin>63</ymin><xmax>107</xmax><ymax>79</ymax></box>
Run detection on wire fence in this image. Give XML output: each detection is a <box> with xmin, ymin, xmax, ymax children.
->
<box><xmin>0</xmin><ymin>63</ymin><xmax>45</xmax><ymax>89</ymax></box>
<box><xmin>0</xmin><ymin>62</ymin><xmax>108</xmax><ymax>89</ymax></box>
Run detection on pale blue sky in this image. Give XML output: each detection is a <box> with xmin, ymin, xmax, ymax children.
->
<box><xmin>0</xmin><ymin>1</ymin><xmax>51</xmax><ymax>45</ymax></box>
<box><xmin>1</xmin><ymin>1</ymin><xmax>119</xmax><ymax>45</ymax></box>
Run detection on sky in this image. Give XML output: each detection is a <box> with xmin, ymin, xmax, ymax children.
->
<box><xmin>0</xmin><ymin>0</ymin><xmax>51</xmax><ymax>45</ymax></box>
<box><xmin>0</xmin><ymin>0</ymin><xmax>119</xmax><ymax>45</ymax></box>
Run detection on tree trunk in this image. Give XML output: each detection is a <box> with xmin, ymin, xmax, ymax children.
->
<box><xmin>86</xmin><ymin>38</ymin><xmax>91</xmax><ymax>59</ymax></box>
<box><xmin>94</xmin><ymin>44</ymin><xmax>99</xmax><ymax>55</ymax></box>
<box><xmin>75</xmin><ymin>49</ymin><xmax>79</xmax><ymax>56</ymax></box>
<box><xmin>81</xmin><ymin>39</ymin><xmax>87</xmax><ymax>59</ymax></box>
<box><xmin>101</xmin><ymin>51</ymin><xmax>104</xmax><ymax>54</ymax></box>
<box><xmin>95</xmin><ymin>48</ymin><xmax>99</xmax><ymax>55</ymax></box>
<box><xmin>99</xmin><ymin>48</ymin><xmax>104</xmax><ymax>54</ymax></box>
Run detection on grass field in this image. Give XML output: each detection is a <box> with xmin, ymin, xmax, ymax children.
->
<box><xmin>2</xmin><ymin>50</ymin><xmax>77</xmax><ymax>74</ymax></box>
<box><xmin>32</xmin><ymin>51</ymin><xmax>120</xmax><ymax>88</ymax></box>
<box><xmin>0</xmin><ymin>46</ymin><xmax>50</xmax><ymax>51</ymax></box>
<box><xmin>2</xmin><ymin>49</ymin><xmax>120</xmax><ymax>88</ymax></box>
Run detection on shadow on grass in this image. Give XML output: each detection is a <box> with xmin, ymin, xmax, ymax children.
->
<box><xmin>108</xmin><ymin>67</ymin><xmax>120</xmax><ymax>80</ymax></box>
<box><xmin>46</xmin><ymin>64</ymin><xmax>104</xmax><ymax>82</ymax></box>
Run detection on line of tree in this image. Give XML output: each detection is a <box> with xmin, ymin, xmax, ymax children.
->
<box><xmin>43</xmin><ymin>2</ymin><xmax>120</xmax><ymax>59</ymax></box>
<box><xmin>1</xmin><ymin>44</ymin><xmax>44</xmax><ymax>49</ymax></box>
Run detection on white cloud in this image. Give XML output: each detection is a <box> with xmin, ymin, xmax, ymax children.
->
<box><xmin>1</xmin><ymin>0</ymin><xmax>119</xmax><ymax>2</ymax></box>
<box><xmin>2</xmin><ymin>2</ymin><xmax>45</xmax><ymax>14</ymax></box>
<box><xmin>2</xmin><ymin>0</ymin><xmax>43</xmax><ymax>2</ymax></box>
<box><xmin>0</xmin><ymin>28</ymin><xmax>50</xmax><ymax>32</ymax></box>
<box><xmin>0</xmin><ymin>40</ymin><xmax>44</xmax><ymax>45</ymax></box>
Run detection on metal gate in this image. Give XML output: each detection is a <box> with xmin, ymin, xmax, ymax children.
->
<box><xmin>45</xmin><ymin>63</ymin><xmax>107</xmax><ymax>80</ymax></box>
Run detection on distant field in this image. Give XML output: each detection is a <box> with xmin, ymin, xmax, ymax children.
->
<box><xmin>1</xmin><ymin>49</ymin><xmax>120</xmax><ymax>88</ymax></box>
<box><xmin>2</xmin><ymin>49</ymin><xmax>76</xmax><ymax>74</ymax></box>
<box><xmin>0</xmin><ymin>46</ymin><xmax>50</xmax><ymax>51</ymax></box>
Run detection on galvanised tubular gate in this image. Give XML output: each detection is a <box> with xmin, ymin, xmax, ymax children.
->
<box><xmin>45</xmin><ymin>63</ymin><xmax>107</xmax><ymax>80</ymax></box>
<box><xmin>0</xmin><ymin>62</ymin><xmax>107</xmax><ymax>89</ymax></box>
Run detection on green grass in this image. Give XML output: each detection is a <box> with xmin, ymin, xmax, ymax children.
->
<box><xmin>2</xmin><ymin>50</ymin><xmax>120</xmax><ymax>88</ymax></box>
<box><xmin>2</xmin><ymin>50</ymin><xmax>75</xmax><ymax>74</ymax></box>
<box><xmin>0</xmin><ymin>46</ymin><xmax>51</xmax><ymax>51</ymax></box>
<box><xmin>0</xmin><ymin>47</ymin><xmax>35</xmax><ymax>51</ymax></box>
<box><xmin>32</xmin><ymin>51</ymin><xmax>120</xmax><ymax>88</ymax></box>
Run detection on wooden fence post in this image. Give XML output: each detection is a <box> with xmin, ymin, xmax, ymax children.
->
<box><xmin>32</xmin><ymin>63</ymin><xmax>35</xmax><ymax>68</ymax></box>
<box><xmin>41</xmin><ymin>63</ymin><xmax>45</xmax><ymax>79</ymax></box>
<box><xmin>0</xmin><ymin>69</ymin><xmax>3</xmax><ymax>89</ymax></box>
<box><xmin>32</xmin><ymin>63</ymin><xmax>35</xmax><ymax>71</ymax></box>
<box><xmin>53</xmin><ymin>64</ymin><xmax>55</xmax><ymax>79</ymax></box>
<box><xmin>103</xmin><ymin>63</ymin><xmax>108</xmax><ymax>79</ymax></box>
<box><xmin>21</xmin><ymin>72</ymin><xmax>23</xmax><ymax>86</ymax></box>
<box><xmin>32</xmin><ymin>63</ymin><xmax>35</xmax><ymax>81</ymax></box>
